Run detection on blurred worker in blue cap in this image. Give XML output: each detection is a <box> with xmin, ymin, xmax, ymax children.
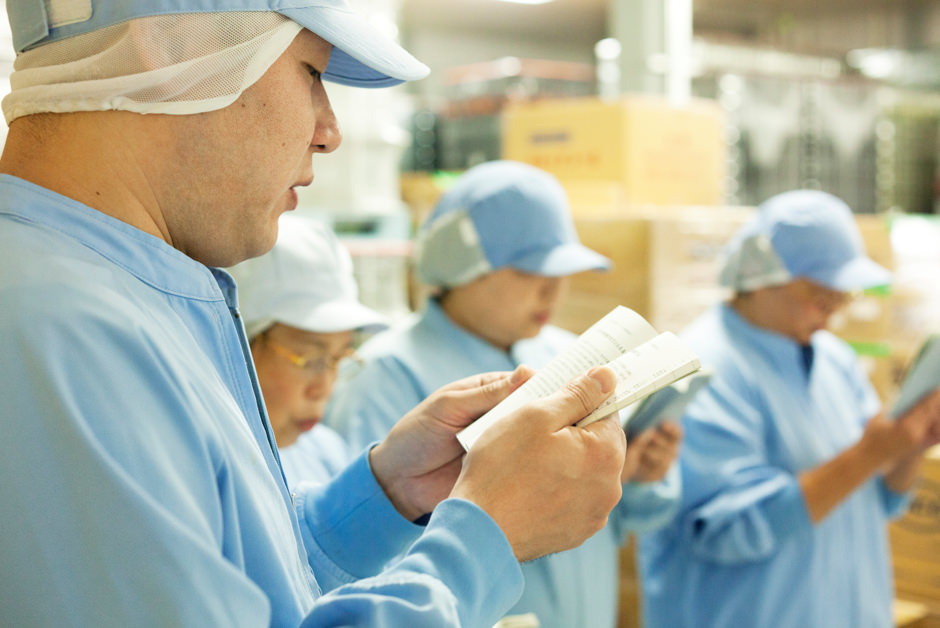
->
<box><xmin>325</xmin><ymin>159</ymin><xmax>683</xmax><ymax>628</ymax></box>
<box><xmin>638</xmin><ymin>190</ymin><xmax>940</xmax><ymax>628</ymax></box>
<box><xmin>0</xmin><ymin>3</ymin><xmax>631</xmax><ymax>626</ymax></box>
<box><xmin>228</xmin><ymin>214</ymin><xmax>388</xmax><ymax>485</ymax></box>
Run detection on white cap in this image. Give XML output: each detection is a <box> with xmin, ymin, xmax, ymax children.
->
<box><xmin>227</xmin><ymin>214</ymin><xmax>388</xmax><ymax>339</ymax></box>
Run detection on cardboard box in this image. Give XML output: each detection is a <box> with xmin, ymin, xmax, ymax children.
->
<box><xmin>891</xmin><ymin>448</ymin><xmax>940</xmax><ymax>614</ymax></box>
<box><xmin>554</xmin><ymin>208</ymin><xmax>752</xmax><ymax>336</ymax></box>
<box><xmin>502</xmin><ymin>95</ymin><xmax>727</xmax><ymax>207</ymax></box>
<box><xmin>648</xmin><ymin>208</ymin><xmax>753</xmax><ymax>332</ymax></box>
<box><xmin>555</xmin><ymin>180</ymin><xmax>639</xmax><ymax>219</ymax></box>
<box><xmin>894</xmin><ymin>599</ymin><xmax>932</xmax><ymax>626</ymax></box>
<box><xmin>553</xmin><ymin>217</ymin><xmax>651</xmax><ymax>335</ymax></box>
<box><xmin>857</xmin><ymin>214</ymin><xmax>895</xmax><ymax>270</ymax></box>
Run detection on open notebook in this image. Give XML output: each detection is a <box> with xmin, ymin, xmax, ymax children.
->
<box><xmin>618</xmin><ymin>368</ymin><xmax>712</xmax><ymax>440</ymax></box>
<box><xmin>891</xmin><ymin>334</ymin><xmax>940</xmax><ymax>419</ymax></box>
<box><xmin>457</xmin><ymin>306</ymin><xmax>702</xmax><ymax>450</ymax></box>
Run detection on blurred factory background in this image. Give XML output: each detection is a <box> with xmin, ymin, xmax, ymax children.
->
<box><xmin>2</xmin><ymin>3</ymin><xmax>940</xmax><ymax>625</ymax></box>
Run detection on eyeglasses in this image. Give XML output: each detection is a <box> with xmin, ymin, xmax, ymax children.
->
<box><xmin>261</xmin><ymin>335</ymin><xmax>359</xmax><ymax>377</ymax></box>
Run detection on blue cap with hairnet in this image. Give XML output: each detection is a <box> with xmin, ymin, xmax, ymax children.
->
<box><xmin>415</xmin><ymin>161</ymin><xmax>612</xmax><ymax>288</ymax></box>
<box><xmin>719</xmin><ymin>190</ymin><xmax>891</xmax><ymax>292</ymax></box>
<box><xmin>7</xmin><ymin>0</ymin><xmax>428</xmax><ymax>88</ymax></box>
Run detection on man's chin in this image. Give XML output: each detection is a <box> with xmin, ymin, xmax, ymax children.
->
<box><xmin>238</xmin><ymin>223</ymin><xmax>281</xmax><ymax>264</ymax></box>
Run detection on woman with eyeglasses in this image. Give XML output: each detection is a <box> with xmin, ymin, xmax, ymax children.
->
<box><xmin>228</xmin><ymin>213</ymin><xmax>388</xmax><ymax>486</ymax></box>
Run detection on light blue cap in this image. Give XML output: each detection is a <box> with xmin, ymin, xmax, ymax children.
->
<box><xmin>415</xmin><ymin>160</ymin><xmax>612</xmax><ymax>288</ymax></box>
<box><xmin>6</xmin><ymin>0</ymin><xmax>429</xmax><ymax>88</ymax></box>
<box><xmin>719</xmin><ymin>190</ymin><xmax>891</xmax><ymax>292</ymax></box>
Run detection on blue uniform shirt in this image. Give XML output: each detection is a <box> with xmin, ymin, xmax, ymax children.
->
<box><xmin>325</xmin><ymin>298</ymin><xmax>681</xmax><ymax>628</ymax></box>
<box><xmin>638</xmin><ymin>303</ymin><xmax>909</xmax><ymax>628</ymax></box>
<box><xmin>0</xmin><ymin>175</ymin><xmax>524</xmax><ymax>627</ymax></box>
<box><xmin>281</xmin><ymin>425</ymin><xmax>352</xmax><ymax>488</ymax></box>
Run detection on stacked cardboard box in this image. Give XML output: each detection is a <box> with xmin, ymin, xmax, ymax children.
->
<box><xmin>647</xmin><ymin>208</ymin><xmax>753</xmax><ymax>335</ymax></box>
<box><xmin>552</xmin><ymin>207</ymin><xmax>753</xmax><ymax>338</ymax></box>
<box><xmin>503</xmin><ymin>95</ymin><xmax>727</xmax><ymax>208</ymax></box>
<box><xmin>892</xmin><ymin>449</ymin><xmax>940</xmax><ymax>617</ymax></box>
<box><xmin>888</xmin><ymin>215</ymin><xmax>940</xmax><ymax>625</ymax></box>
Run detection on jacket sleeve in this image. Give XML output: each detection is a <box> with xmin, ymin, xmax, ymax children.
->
<box><xmin>832</xmin><ymin>338</ymin><xmax>912</xmax><ymax>518</ymax></box>
<box><xmin>677</xmin><ymin>376</ymin><xmax>814</xmax><ymax>565</ymax></box>
<box><xmin>298</xmin><ymin>488</ymin><xmax>524</xmax><ymax>628</ymax></box>
<box><xmin>611</xmin><ymin>465</ymin><xmax>682</xmax><ymax>540</ymax></box>
<box><xmin>1</xmin><ymin>282</ymin><xmax>524</xmax><ymax>628</ymax></box>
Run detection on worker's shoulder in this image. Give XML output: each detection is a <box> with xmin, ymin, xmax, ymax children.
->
<box><xmin>0</xmin><ymin>225</ymin><xmax>180</xmax><ymax>343</ymax></box>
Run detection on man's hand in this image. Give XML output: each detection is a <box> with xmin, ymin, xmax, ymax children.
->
<box><xmin>861</xmin><ymin>389</ymin><xmax>940</xmax><ymax>465</ymax></box>
<box><xmin>369</xmin><ymin>366</ymin><xmax>535</xmax><ymax>521</ymax></box>
<box><xmin>875</xmin><ymin>388</ymin><xmax>940</xmax><ymax>492</ymax></box>
<box><xmin>802</xmin><ymin>388</ymin><xmax>940</xmax><ymax>522</ymax></box>
<box><xmin>449</xmin><ymin>366</ymin><xmax>627</xmax><ymax>562</ymax></box>
<box><xmin>622</xmin><ymin>421</ymin><xmax>683</xmax><ymax>484</ymax></box>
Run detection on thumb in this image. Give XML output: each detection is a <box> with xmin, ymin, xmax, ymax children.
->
<box><xmin>444</xmin><ymin>365</ymin><xmax>536</xmax><ymax>425</ymax></box>
<box><xmin>538</xmin><ymin>366</ymin><xmax>618</xmax><ymax>431</ymax></box>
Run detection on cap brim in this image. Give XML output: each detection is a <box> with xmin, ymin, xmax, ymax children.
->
<box><xmin>817</xmin><ymin>257</ymin><xmax>892</xmax><ymax>291</ymax></box>
<box><xmin>295</xmin><ymin>301</ymin><xmax>390</xmax><ymax>334</ymax></box>
<box><xmin>280</xmin><ymin>5</ymin><xmax>429</xmax><ymax>87</ymax></box>
<box><xmin>511</xmin><ymin>243</ymin><xmax>612</xmax><ymax>277</ymax></box>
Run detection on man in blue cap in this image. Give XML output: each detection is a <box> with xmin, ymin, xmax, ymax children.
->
<box><xmin>637</xmin><ymin>190</ymin><xmax>940</xmax><ymax>627</ymax></box>
<box><xmin>0</xmin><ymin>4</ymin><xmax>630</xmax><ymax>627</ymax></box>
<box><xmin>325</xmin><ymin>159</ymin><xmax>683</xmax><ymax>628</ymax></box>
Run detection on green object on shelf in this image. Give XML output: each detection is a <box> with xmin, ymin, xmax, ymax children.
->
<box><xmin>431</xmin><ymin>170</ymin><xmax>464</xmax><ymax>191</ymax></box>
<box><xmin>862</xmin><ymin>283</ymin><xmax>892</xmax><ymax>297</ymax></box>
<box><xmin>847</xmin><ymin>340</ymin><xmax>893</xmax><ymax>358</ymax></box>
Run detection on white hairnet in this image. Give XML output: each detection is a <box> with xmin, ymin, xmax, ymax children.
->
<box><xmin>718</xmin><ymin>233</ymin><xmax>792</xmax><ymax>292</ymax></box>
<box><xmin>2</xmin><ymin>12</ymin><xmax>302</xmax><ymax>124</ymax></box>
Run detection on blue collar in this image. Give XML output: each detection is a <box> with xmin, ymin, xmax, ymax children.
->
<box><xmin>0</xmin><ymin>174</ymin><xmax>228</xmax><ymax>303</ymax></box>
<box><xmin>720</xmin><ymin>303</ymin><xmax>815</xmax><ymax>376</ymax></box>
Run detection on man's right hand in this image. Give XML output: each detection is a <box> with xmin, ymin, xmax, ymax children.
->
<box><xmin>449</xmin><ymin>366</ymin><xmax>627</xmax><ymax>562</ymax></box>
<box><xmin>869</xmin><ymin>389</ymin><xmax>940</xmax><ymax>492</ymax></box>
<box><xmin>862</xmin><ymin>388</ymin><xmax>940</xmax><ymax>464</ymax></box>
<box><xmin>802</xmin><ymin>388</ymin><xmax>940</xmax><ymax>522</ymax></box>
